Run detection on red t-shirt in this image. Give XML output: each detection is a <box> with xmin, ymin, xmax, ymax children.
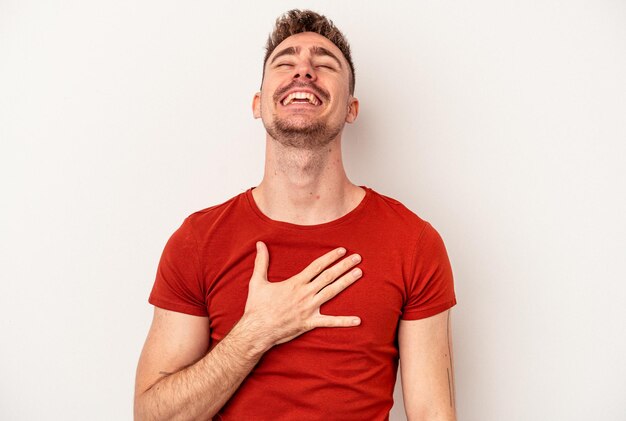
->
<box><xmin>149</xmin><ymin>186</ymin><xmax>456</xmax><ymax>420</ymax></box>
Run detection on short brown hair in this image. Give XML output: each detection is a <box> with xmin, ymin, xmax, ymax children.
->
<box><xmin>262</xmin><ymin>9</ymin><xmax>356</xmax><ymax>95</ymax></box>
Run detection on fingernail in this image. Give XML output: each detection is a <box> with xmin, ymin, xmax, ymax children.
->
<box><xmin>337</xmin><ymin>247</ymin><xmax>346</xmax><ymax>255</ymax></box>
<box><xmin>352</xmin><ymin>254</ymin><xmax>361</xmax><ymax>263</ymax></box>
<box><xmin>352</xmin><ymin>318</ymin><xmax>361</xmax><ymax>325</ymax></box>
<box><xmin>352</xmin><ymin>268</ymin><xmax>362</xmax><ymax>277</ymax></box>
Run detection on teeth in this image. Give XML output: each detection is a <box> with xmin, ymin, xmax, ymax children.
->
<box><xmin>281</xmin><ymin>91</ymin><xmax>320</xmax><ymax>106</ymax></box>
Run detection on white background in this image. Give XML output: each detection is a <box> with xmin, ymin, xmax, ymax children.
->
<box><xmin>1</xmin><ymin>1</ymin><xmax>625</xmax><ymax>420</ymax></box>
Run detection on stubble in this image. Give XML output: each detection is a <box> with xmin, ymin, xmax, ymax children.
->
<box><xmin>265</xmin><ymin>115</ymin><xmax>342</xmax><ymax>151</ymax></box>
<box><xmin>263</xmin><ymin>81</ymin><xmax>342</xmax><ymax>150</ymax></box>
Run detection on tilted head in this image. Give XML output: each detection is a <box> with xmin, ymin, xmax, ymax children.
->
<box><xmin>262</xmin><ymin>9</ymin><xmax>355</xmax><ymax>96</ymax></box>
<box><xmin>254</xmin><ymin>10</ymin><xmax>359</xmax><ymax>150</ymax></box>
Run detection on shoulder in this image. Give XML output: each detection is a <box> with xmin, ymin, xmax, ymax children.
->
<box><xmin>182</xmin><ymin>189</ymin><xmax>249</xmax><ymax>230</ymax></box>
<box><xmin>364</xmin><ymin>187</ymin><xmax>450</xmax><ymax>254</ymax></box>
<box><xmin>365</xmin><ymin>187</ymin><xmax>431</xmax><ymax>236</ymax></box>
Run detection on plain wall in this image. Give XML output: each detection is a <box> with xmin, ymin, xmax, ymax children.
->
<box><xmin>1</xmin><ymin>1</ymin><xmax>625</xmax><ymax>420</ymax></box>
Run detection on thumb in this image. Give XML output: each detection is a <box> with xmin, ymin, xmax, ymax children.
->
<box><xmin>251</xmin><ymin>241</ymin><xmax>269</xmax><ymax>282</ymax></box>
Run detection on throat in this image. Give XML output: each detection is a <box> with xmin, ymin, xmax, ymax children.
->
<box><xmin>275</xmin><ymin>146</ymin><xmax>330</xmax><ymax>178</ymax></box>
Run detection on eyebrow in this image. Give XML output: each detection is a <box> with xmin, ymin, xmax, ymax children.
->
<box><xmin>311</xmin><ymin>46</ymin><xmax>343</xmax><ymax>69</ymax></box>
<box><xmin>270</xmin><ymin>46</ymin><xmax>343</xmax><ymax>69</ymax></box>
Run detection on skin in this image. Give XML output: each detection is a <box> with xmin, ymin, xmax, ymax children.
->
<box><xmin>134</xmin><ymin>244</ymin><xmax>363</xmax><ymax>420</ymax></box>
<box><xmin>251</xmin><ymin>32</ymin><xmax>363</xmax><ymax>225</ymax></box>
<box><xmin>399</xmin><ymin>310</ymin><xmax>457</xmax><ymax>420</ymax></box>
<box><xmin>134</xmin><ymin>31</ymin><xmax>456</xmax><ymax>421</ymax></box>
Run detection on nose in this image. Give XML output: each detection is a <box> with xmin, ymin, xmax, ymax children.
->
<box><xmin>293</xmin><ymin>60</ymin><xmax>317</xmax><ymax>82</ymax></box>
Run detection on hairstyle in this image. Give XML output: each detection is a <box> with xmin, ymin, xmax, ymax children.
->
<box><xmin>262</xmin><ymin>9</ymin><xmax>356</xmax><ymax>95</ymax></box>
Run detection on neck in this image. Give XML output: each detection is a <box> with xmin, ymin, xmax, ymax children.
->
<box><xmin>252</xmin><ymin>134</ymin><xmax>364</xmax><ymax>225</ymax></box>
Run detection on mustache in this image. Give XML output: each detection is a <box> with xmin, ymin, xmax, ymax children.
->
<box><xmin>273</xmin><ymin>81</ymin><xmax>330</xmax><ymax>103</ymax></box>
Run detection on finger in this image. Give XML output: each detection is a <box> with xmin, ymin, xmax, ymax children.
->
<box><xmin>296</xmin><ymin>247</ymin><xmax>348</xmax><ymax>283</ymax></box>
<box><xmin>251</xmin><ymin>241</ymin><xmax>269</xmax><ymax>282</ymax></box>
<box><xmin>312</xmin><ymin>314</ymin><xmax>361</xmax><ymax>328</ymax></box>
<box><xmin>313</xmin><ymin>267</ymin><xmax>362</xmax><ymax>306</ymax></box>
<box><xmin>310</xmin><ymin>253</ymin><xmax>361</xmax><ymax>292</ymax></box>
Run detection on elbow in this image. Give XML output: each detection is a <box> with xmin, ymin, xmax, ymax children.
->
<box><xmin>134</xmin><ymin>389</ymin><xmax>158</xmax><ymax>421</ymax></box>
<box><xmin>133</xmin><ymin>392</ymin><xmax>147</xmax><ymax>421</ymax></box>
<box><xmin>134</xmin><ymin>379</ymin><xmax>165</xmax><ymax>420</ymax></box>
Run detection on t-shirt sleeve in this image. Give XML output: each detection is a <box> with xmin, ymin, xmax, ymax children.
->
<box><xmin>148</xmin><ymin>217</ymin><xmax>208</xmax><ymax>317</ymax></box>
<box><xmin>401</xmin><ymin>222</ymin><xmax>457</xmax><ymax>320</ymax></box>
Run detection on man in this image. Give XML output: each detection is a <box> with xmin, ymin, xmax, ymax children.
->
<box><xmin>134</xmin><ymin>9</ymin><xmax>457</xmax><ymax>421</ymax></box>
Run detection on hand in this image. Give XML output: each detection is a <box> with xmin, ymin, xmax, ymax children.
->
<box><xmin>242</xmin><ymin>241</ymin><xmax>363</xmax><ymax>347</ymax></box>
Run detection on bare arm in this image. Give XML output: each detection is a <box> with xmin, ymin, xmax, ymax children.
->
<box><xmin>134</xmin><ymin>308</ymin><xmax>268</xmax><ymax>421</ymax></box>
<box><xmin>398</xmin><ymin>309</ymin><xmax>456</xmax><ymax>421</ymax></box>
<box><xmin>134</xmin><ymin>241</ymin><xmax>363</xmax><ymax>420</ymax></box>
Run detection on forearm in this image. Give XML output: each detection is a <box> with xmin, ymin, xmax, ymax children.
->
<box><xmin>135</xmin><ymin>243</ymin><xmax>362</xmax><ymax>419</ymax></box>
<box><xmin>135</xmin><ymin>316</ymin><xmax>271</xmax><ymax>421</ymax></box>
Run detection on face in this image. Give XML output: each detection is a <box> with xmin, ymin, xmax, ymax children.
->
<box><xmin>253</xmin><ymin>32</ymin><xmax>359</xmax><ymax>150</ymax></box>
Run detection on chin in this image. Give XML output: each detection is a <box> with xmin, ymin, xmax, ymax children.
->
<box><xmin>265</xmin><ymin>119</ymin><xmax>342</xmax><ymax>150</ymax></box>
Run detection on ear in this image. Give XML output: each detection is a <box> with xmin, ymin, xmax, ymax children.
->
<box><xmin>252</xmin><ymin>92</ymin><xmax>262</xmax><ymax>119</ymax></box>
<box><xmin>345</xmin><ymin>96</ymin><xmax>359</xmax><ymax>123</ymax></box>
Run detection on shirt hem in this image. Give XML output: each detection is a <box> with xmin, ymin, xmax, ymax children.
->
<box><xmin>148</xmin><ymin>296</ymin><xmax>208</xmax><ymax>317</ymax></box>
<box><xmin>400</xmin><ymin>298</ymin><xmax>457</xmax><ymax>320</ymax></box>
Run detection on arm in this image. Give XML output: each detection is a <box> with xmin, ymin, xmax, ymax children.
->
<box><xmin>134</xmin><ymin>307</ymin><xmax>269</xmax><ymax>421</ymax></box>
<box><xmin>134</xmin><ymin>241</ymin><xmax>364</xmax><ymax>420</ymax></box>
<box><xmin>398</xmin><ymin>309</ymin><xmax>456</xmax><ymax>421</ymax></box>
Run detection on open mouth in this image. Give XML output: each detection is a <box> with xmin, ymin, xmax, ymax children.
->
<box><xmin>280</xmin><ymin>91</ymin><xmax>322</xmax><ymax>106</ymax></box>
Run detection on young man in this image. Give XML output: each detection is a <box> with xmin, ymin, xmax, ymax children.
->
<box><xmin>135</xmin><ymin>9</ymin><xmax>457</xmax><ymax>421</ymax></box>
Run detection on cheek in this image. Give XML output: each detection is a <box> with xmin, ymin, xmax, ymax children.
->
<box><xmin>261</xmin><ymin>95</ymin><xmax>278</xmax><ymax>118</ymax></box>
<box><xmin>330</xmin><ymin>92</ymin><xmax>350</xmax><ymax>113</ymax></box>
<box><xmin>260</xmin><ymin>91</ymin><xmax>274</xmax><ymax>108</ymax></box>
<box><xmin>263</xmin><ymin>83</ymin><xmax>281</xmax><ymax>104</ymax></box>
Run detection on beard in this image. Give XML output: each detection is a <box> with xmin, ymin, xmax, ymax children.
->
<box><xmin>263</xmin><ymin>80</ymin><xmax>342</xmax><ymax>150</ymax></box>
<box><xmin>264</xmin><ymin>113</ymin><xmax>342</xmax><ymax>150</ymax></box>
